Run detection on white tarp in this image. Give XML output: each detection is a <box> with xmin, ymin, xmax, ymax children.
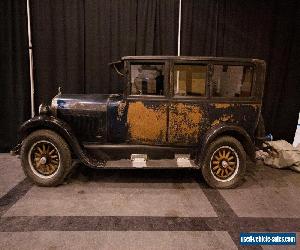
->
<box><xmin>256</xmin><ymin>140</ymin><xmax>300</xmax><ymax>173</ymax></box>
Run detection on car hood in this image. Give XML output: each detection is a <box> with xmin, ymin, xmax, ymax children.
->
<box><xmin>51</xmin><ymin>94</ymin><xmax>113</xmax><ymax>113</ymax></box>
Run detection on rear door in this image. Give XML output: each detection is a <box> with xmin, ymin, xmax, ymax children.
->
<box><xmin>208</xmin><ymin>62</ymin><xmax>260</xmax><ymax>136</ymax></box>
<box><xmin>168</xmin><ymin>61</ymin><xmax>209</xmax><ymax>145</ymax></box>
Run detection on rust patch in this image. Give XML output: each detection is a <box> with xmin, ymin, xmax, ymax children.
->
<box><xmin>249</xmin><ymin>104</ymin><xmax>260</xmax><ymax>110</ymax></box>
<box><xmin>169</xmin><ymin>103</ymin><xmax>203</xmax><ymax>144</ymax></box>
<box><xmin>214</xmin><ymin>103</ymin><xmax>232</xmax><ymax>109</ymax></box>
<box><xmin>117</xmin><ymin>101</ymin><xmax>126</xmax><ymax>121</ymax></box>
<box><xmin>211</xmin><ymin>119</ymin><xmax>220</xmax><ymax>126</ymax></box>
<box><xmin>127</xmin><ymin>101</ymin><xmax>167</xmax><ymax>143</ymax></box>
<box><xmin>211</xmin><ymin>114</ymin><xmax>234</xmax><ymax>127</ymax></box>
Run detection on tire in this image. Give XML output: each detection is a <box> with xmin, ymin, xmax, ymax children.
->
<box><xmin>20</xmin><ymin>129</ymin><xmax>72</xmax><ymax>187</ymax></box>
<box><xmin>201</xmin><ymin>136</ymin><xmax>246</xmax><ymax>189</ymax></box>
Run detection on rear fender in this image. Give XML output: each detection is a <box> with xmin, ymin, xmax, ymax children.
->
<box><xmin>198</xmin><ymin>124</ymin><xmax>256</xmax><ymax>163</ymax></box>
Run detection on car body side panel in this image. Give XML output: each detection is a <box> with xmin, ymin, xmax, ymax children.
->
<box><xmin>168</xmin><ymin>102</ymin><xmax>208</xmax><ymax>145</ymax></box>
<box><xmin>126</xmin><ymin>100</ymin><xmax>168</xmax><ymax>144</ymax></box>
<box><xmin>53</xmin><ymin>94</ymin><xmax>109</xmax><ymax>143</ymax></box>
<box><xmin>208</xmin><ymin>103</ymin><xmax>261</xmax><ymax>137</ymax></box>
<box><xmin>107</xmin><ymin>98</ymin><xmax>128</xmax><ymax>143</ymax></box>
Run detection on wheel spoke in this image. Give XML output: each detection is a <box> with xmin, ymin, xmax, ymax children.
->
<box><xmin>225</xmin><ymin>151</ymin><xmax>230</xmax><ymax>159</ymax></box>
<box><xmin>215</xmin><ymin>155</ymin><xmax>221</xmax><ymax>161</ymax></box>
<box><xmin>228</xmin><ymin>156</ymin><xmax>234</xmax><ymax>161</ymax></box>
<box><xmin>227</xmin><ymin>166</ymin><xmax>234</xmax><ymax>171</ymax></box>
<box><xmin>34</xmin><ymin>151</ymin><xmax>41</xmax><ymax>156</ymax></box>
<box><xmin>45</xmin><ymin>165</ymin><xmax>50</xmax><ymax>173</ymax></box>
<box><xmin>218</xmin><ymin>151</ymin><xmax>222</xmax><ymax>158</ymax></box>
<box><xmin>37</xmin><ymin>147</ymin><xmax>43</xmax><ymax>154</ymax></box>
<box><xmin>224</xmin><ymin>169</ymin><xmax>229</xmax><ymax>176</ymax></box>
<box><xmin>220</xmin><ymin>169</ymin><xmax>224</xmax><ymax>177</ymax></box>
<box><xmin>212</xmin><ymin>165</ymin><xmax>219</xmax><ymax>171</ymax></box>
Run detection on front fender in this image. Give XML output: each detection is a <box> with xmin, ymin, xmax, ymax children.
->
<box><xmin>18</xmin><ymin>115</ymin><xmax>104</xmax><ymax>167</ymax></box>
<box><xmin>198</xmin><ymin>124</ymin><xmax>256</xmax><ymax>163</ymax></box>
<box><xmin>19</xmin><ymin>115</ymin><xmax>74</xmax><ymax>142</ymax></box>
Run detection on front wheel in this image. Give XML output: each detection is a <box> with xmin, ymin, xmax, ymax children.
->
<box><xmin>201</xmin><ymin>136</ymin><xmax>246</xmax><ymax>189</ymax></box>
<box><xmin>20</xmin><ymin>129</ymin><xmax>72</xmax><ymax>186</ymax></box>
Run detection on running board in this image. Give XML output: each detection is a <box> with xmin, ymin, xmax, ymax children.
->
<box><xmin>83</xmin><ymin>143</ymin><xmax>195</xmax><ymax>160</ymax></box>
<box><xmin>97</xmin><ymin>154</ymin><xmax>198</xmax><ymax>169</ymax></box>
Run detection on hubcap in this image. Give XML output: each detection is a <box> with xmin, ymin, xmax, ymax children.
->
<box><xmin>210</xmin><ymin>146</ymin><xmax>238</xmax><ymax>181</ymax></box>
<box><xmin>29</xmin><ymin>141</ymin><xmax>60</xmax><ymax>177</ymax></box>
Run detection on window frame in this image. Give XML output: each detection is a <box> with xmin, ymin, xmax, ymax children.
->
<box><xmin>171</xmin><ymin>60</ymin><xmax>209</xmax><ymax>100</ymax></box>
<box><xmin>126</xmin><ymin>60</ymin><xmax>169</xmax><ymax>100</ymax></box>
<box><xmin>209</xmin><ymin>62</ymin><xmax>256</xmax><ymax>101</ymax></box>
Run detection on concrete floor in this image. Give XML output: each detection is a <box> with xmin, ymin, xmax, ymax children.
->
<box><xmin>0</xmin><ymin>153</ymin><xmax>299</xmax><ymax>249</ymax></box>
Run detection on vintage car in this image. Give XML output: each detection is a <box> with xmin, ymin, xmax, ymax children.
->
<box><xmin>11</xmin><ymin>56</ymin><xmax>266</xmax><ymax>188</ymax></box>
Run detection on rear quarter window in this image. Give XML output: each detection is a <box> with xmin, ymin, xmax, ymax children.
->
<box><xmin>212</xmin><ymin>64</ymin><xmax>254</xmax><ymax>97</ymax></box>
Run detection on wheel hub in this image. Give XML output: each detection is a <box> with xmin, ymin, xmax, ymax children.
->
<box><xmin>221</xmin><ymin>160</ymin><xmax>228</xmax><ymax>168</ymax></box>
<box><xmin>39</xmin><ymin>156</ymin><xmax>47</xmax><ymax>165</ymax></box>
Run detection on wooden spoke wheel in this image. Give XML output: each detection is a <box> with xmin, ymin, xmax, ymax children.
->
<box><xmin>201</xmin><ymin>136</ymin><xmax>246</xmax><ymax>189</ymax></box>
<box><xmin>210</xmin><ymin>146</ymin><xmax>239</xmax><ymax>181</ymax></box>
<box><xmin>29</xmin><ymin>140</ymin><xmax>60</xmax><ymax>177</ymax></box>
<box><xmin>21</xmin><ymin>129</ymin><xmax>72</xmax><ymax>186</ymax></box>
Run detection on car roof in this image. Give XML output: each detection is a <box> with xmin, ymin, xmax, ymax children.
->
<box><xmin>121</xmin><ymin>55</ymin><xmax>265</xmax><ymax>64</ymax></box>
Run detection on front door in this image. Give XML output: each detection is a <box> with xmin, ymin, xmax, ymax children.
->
<box><xmin>168</xmin><ymin>62</ymin><xmax>209</xmax><ymax>145</ymax></box>
<box><xmin>126</xmin><ymin>61</ymin><xmax>168</xmax><ymax>145</ymax></box>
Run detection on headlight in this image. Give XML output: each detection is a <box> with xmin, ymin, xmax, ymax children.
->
<box><xmin>39</xmin><ymin>103</ymin><xmax>50</xmax><ymax>115</ymax></box>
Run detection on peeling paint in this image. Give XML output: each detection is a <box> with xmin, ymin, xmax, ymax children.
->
<box><xmin>211</xmin><ymin>119</ymin><xmax>220</xmax><ymax>126</ymax></box>
<box><xmin>214</xmin><ymin>103</ymin><xmax>232</xmax><ymax>109</ymax></box>
<box><xmin>249</xmin><ymin>104</ymin><xmax>260</xmax><ymax>110</ymax></box>
<box><xmin>211</xmin><ymin>114</ymin><xmax>234</xmax><ymax>127</ymax></box>
<box><xmin>169</xmin><ymin>103</ymin><xmax>203</xmax><ymax>144</ymax></box>
<box><xmin>127</xmin><ymin>101</ymin><xmax>167</xmax><ymax>143</ymax></box>
<box><xmin>117</xmin><ymin>101</ymin><xmax>126</xmax><ymax>121</ymax></box>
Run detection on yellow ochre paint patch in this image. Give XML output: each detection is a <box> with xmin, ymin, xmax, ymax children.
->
<box><xmin>214</xmin><ymin>103</ymin><xmax>232</xmax><ymax>109</ymax></box>
<box><xmin>127</xmin><ymin>101</ymin><xmax>167</xmax><ymax>143</ymax></box>
<box><xmin>169</xmin><ymin>103</ymin><xmax>203</xmax><ymax>143</ymax></box>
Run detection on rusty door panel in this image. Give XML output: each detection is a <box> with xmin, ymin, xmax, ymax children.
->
<box><xmin>209</xmin><ymin>103</ymin><xmax>260</xmax><ymax>136</ymax></box>
<box><xmin>127</xmin><ymin>101</ymin><xmax>167</xmax><ymax>144</ymax></box>
<box><xmin>168</xmin><ymin>103</ymin><xmax>204</xmax><ymax>144</ymax></box>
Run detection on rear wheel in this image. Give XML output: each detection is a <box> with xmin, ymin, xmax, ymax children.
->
<box><xmin>21</xmin><ymin>129</ymin><xmax>72</xmax><ymax>186</ymax></box>
<box><xmin>201</xmin><ymin>136</ymin><xmax>246</xmax><ymax>188</ymax></box>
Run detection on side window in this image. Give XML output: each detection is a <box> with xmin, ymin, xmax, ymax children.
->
<box><xmin>130</xmin><ymin>63</ymin><xmax>165</xmax><ymax>95</ymax></box>
<box><xmin>174</xmin><ymin>64</ymin><xmax>207</xmax><ymax>96</ymax></box>
<box><xmin>212</xmin><ymin>65</ymin><xmax>254</xmax><ymax>97</ymax></box>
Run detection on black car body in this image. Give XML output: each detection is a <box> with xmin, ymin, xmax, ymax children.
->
<box><xmin>12</xmin><ymin>56</ymin><xmax>266</xmax><ymax>188</ymax></box>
